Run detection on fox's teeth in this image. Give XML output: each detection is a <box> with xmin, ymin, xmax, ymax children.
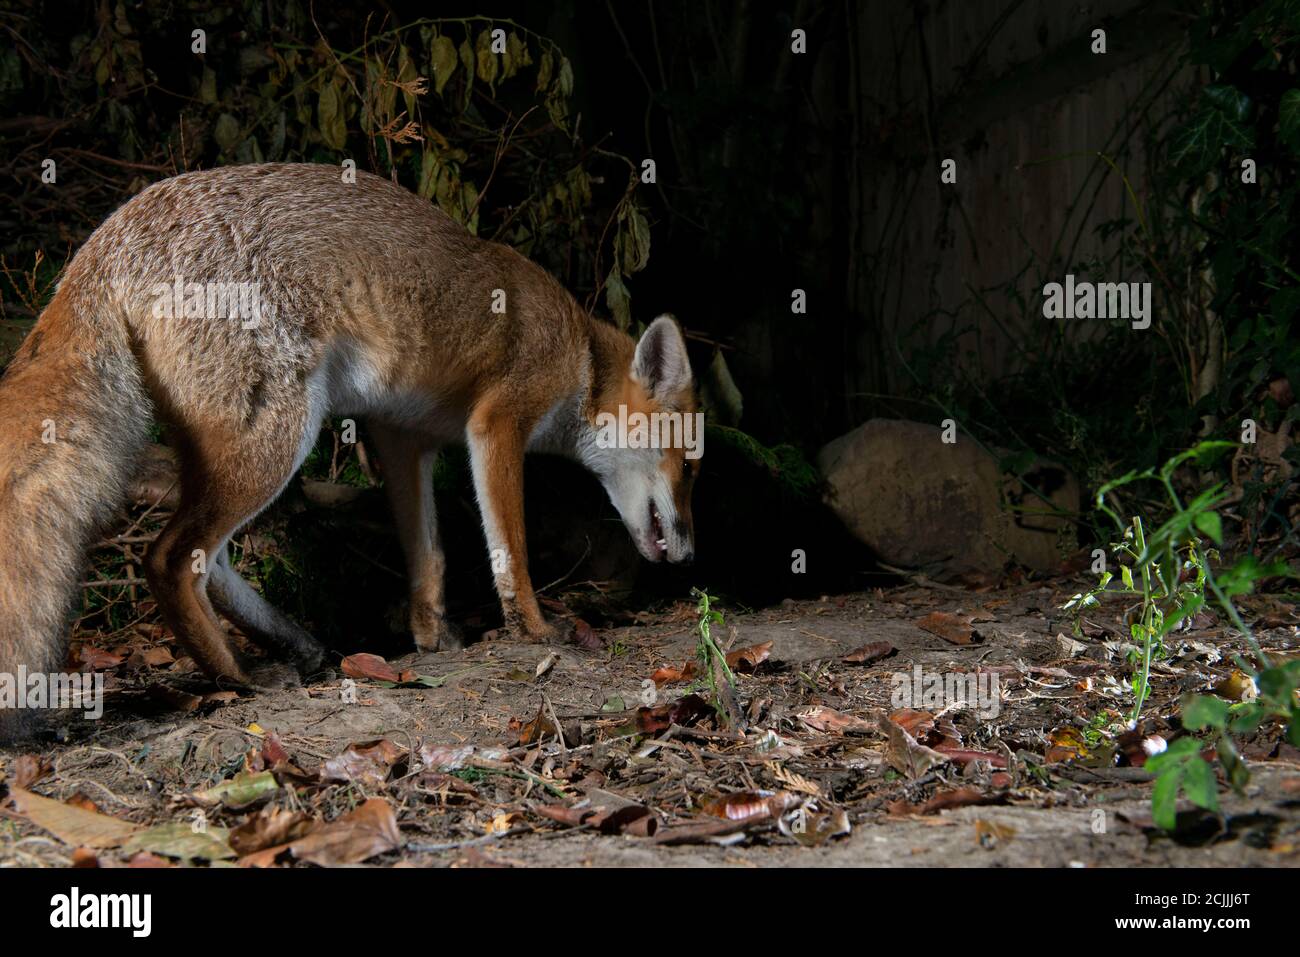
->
<box><xmin>656</xmin><ymin>539</ymin><xmax>667</xmax><ymax>549</ymax></box>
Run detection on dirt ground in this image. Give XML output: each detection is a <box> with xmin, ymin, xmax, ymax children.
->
<box><xmin>2</xmin><ymin>579</ymin><xmax>1299</xmax><ymax>868</ymax></box>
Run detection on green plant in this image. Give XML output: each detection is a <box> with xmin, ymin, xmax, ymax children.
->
<box><xmin>1066</xmin><ymin>440</ymin><xmax>1298</xmax><ymax>829</ymax></box>
<box><xmin>690</xmin><ymin>587</ymin><xmax>737</xmax><ymax>723</ymax></box>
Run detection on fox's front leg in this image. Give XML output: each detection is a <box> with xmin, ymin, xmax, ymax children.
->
<box><xmin>466</xmin><ymin>399</ymin><xmax>557</xmax><ymax>642</ymax></box>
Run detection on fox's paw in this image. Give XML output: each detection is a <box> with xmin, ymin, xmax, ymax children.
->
<box><xmin>412</xmin><ymin>616</ymin><xmax>464</xmax><ymax>653</ymax></box>
<box><xmin>290</xmin><ymin>636</ymin><xmax>327</xmax><ymax>679</ymax></box>
<box><xmin>510</xmin><ymin>617</ymin><xmax>571</xmax><ymax>645</ymax></box>
<box><xmin>244</xmin><ymin>660</ymin><xmax>303</xmax><ymax>690</ymax></box>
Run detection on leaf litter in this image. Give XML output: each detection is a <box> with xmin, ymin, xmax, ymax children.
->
<box><xmin>2</xmin><ymin>579</ymin><xmax>1299</xmax><ymax>866</ymax></box>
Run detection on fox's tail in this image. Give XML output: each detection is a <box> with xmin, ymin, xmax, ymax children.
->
<box><xmin>0</xmin><ymin>290</ymin><xmax>151</xmax><ymax>740</ymax></box>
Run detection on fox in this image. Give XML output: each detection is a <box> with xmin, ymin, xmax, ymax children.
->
<box><xmin>0</xmin><ymin>162</ymin><xmax>699</xmax><ymax>739</ymax></box>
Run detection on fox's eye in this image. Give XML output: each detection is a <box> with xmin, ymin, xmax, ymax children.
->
<box><xmin>682</xmin><ymin>458</ymin><xmax>692</xmax><ymax>479</ymax></box>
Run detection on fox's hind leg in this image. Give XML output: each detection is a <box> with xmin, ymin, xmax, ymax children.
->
<box><xmin>370</xmin><ymin>423</ymin><xmax>462</xmax><ymax>652</ymax></box>
<box><xmin>208</xmin><ymin>547</ymin><xmax>326</xmax><ymax>675</ymax></box>
<box><xmin>145</xmin><ymin>403</ymin><xmax>324</xmax><ymax>686</ymax></box>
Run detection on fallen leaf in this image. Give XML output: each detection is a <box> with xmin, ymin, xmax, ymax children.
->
<box><xmin>288</xmin><ymin>799</ymin><xmax>401</xmax><ymax>866</ymax></box>
<box><xmin>7</xmin><ymin>787</ymin><xmax>140</xmax><ymax>848</ymax></box>
<box><xmin>122</xmin><ymin>823</ymin><xmax>235</xmax><ymax>862</ymax></box>
<box><xmin>571</xmin><ymin>618</ymin><xmax>603</xmax><ymax>651</ymax></box>
<box><xmin>701</xmin><ymin>789</ymin><xmax>800</xmax><ymax>823</ymax></box>
<box><xmin>779</xmin><ymin>807</ymin><xmax>851</xmax><ymax>846</ymax></box>
<box><xmin>796</xmin><ymin>706</ymin><xmax>874</xmax><ymax>734</ymax></box>
<box><xmin>485</xmin><ymin>812</ymin><xmax>523</xmax><ymax>835</ymax></box>
<box><xmin>931</xmin><ymin>746</ymin><xmax>1008</xmax><ymax>769</ymax></box>
<box><xmin>129</xmin><ymin>645</ymin><xmax>176</xmax><ymax>668</ymax></box>
<box><xmin>535</xmin><ymin>652</ymin><xmax>559</xmax><ymax>679</ymax></box>
<box><xmin>842</xmin><ymin>641</ymin><xmax>897</xmax><ymax>664</ymax></box>
<box><xmin>261</xmin><ymin>732</ymin><xmax>290</xmax><ymax>766</ymax></box>
<box><xmin>126</xmin><ymin>852</ymin><xmax>175</xmax><ymax>868</ymax></box>
<box><xmin>14</xmin><ymin>754</ymin><xmax>51</xmax><ymax>789</ymax></box>
<box><xmin>650</xmin><ymin>642</ymin><xmax>773</xmax><ymax>686</ymax></box>
<box><xmin>230</xmin><ymin>808</ymin><xmax>320</xmax><ymax>856</ymax></box>
<box><xmin>916</xmin><ymin>611</ymin><xmax>984</xmax><ymax>645</ymax></box>
<box><xmin>320</xmin><ymin>739</ymin><xmax>408</xmax><ymax>788</ymax></box>
<box><xmin>512</xmin><ymin>708</ymin><xmax>561</xmax><ymax>747</ymax></box>
<box><xmin>881</xmin><ymin>715</ymin><xmax>949</xmax><ymax>778</ymax></box>
<box><xmin>728</xmin><ymin>641</ymin><xmax>773</xmax><ymax>673</ymax></box>
<box><xmin>1045</xmin><ymin>727</ymin><xmax>1090</xmax><ymax>764</ymax></box>
<box><xmin>634</xmin><ymin>693</ymin><xmax>712</xmax><ymax>733</ymax></box>
<box><xmin>887</xmin><ymin>786</ymin><xmax>1001</xmax><ymax>816</ymax></box>
<box><xmin>341</xmin><ymin>653</ymin><xmax>403</xmax><ymax>683</ymax></box>
<box><xmin>192</xmin><ymin>770</ymin><xmax>281</xmax><ymax>810</ymax></box>
<box><xmin>889</xmin><ymin>708</ymin><xmax>937</xmax><ymax>739</ymax></box>
<box><xmin>75</xmin><ymin>646</ymin><xmax>124</xmax><ymax>670</ymax></box>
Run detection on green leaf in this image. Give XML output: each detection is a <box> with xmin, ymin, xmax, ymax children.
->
<box><xmin>122</xmin><ymin>822</ymin><xmax>235</xmax><ymax>862</ymax></box>
<box><xmin>1228</xmin><ymin>701</ymin><xmax>1268</xmax><ymax>734</ymax></box>
<box><xmin>318</xmin><ymin>80</ymin><xmax>347</xmax><ymax>150</ymax></box>
<box><xmin>1193</xmin><ymin>511</ymin><xmax>1223</xmax><ymax>545</ymax></box>
<box><xmin>1181</xmin><ymin>756</ymin><xmax>1220</xmax><ymax>814</ymax></box>
<box><xmin>1120</xmin><ymin>564</ymin><xmax>1134</xmax><ymax>591</ymax></box>
<box><xmin>1203</xmin><ymin>84</ymin><xmax>1252</xmax><ymax>123</ymax></box>
<box><xmin>213</xmin><ymin>113</ymin><xmax>241</xmax><ymax>151</ymax></box>
<box><xmin>430</xmin><ymin>34</ymin><xmax>458</xmax><ymax>95</ymax></box>
<box><xmin>617</xmin><ymin>203</ymin><xmax>651</xmax><ymax>274</ymax></box>
<box><xmin>1279</xmin><ymin>89</ymin><xmax>1300</xmax><ymax>154</ymax></box>
<box><xmin>475</xmin><ymin>29</ymin><xmax>498</xmax><ymax>87</ymax></box>
<box><xmin>1151</xmin><ymin>769</ymin><xmax>1181</xmax><ymax>831</ymax></box>
<box><xmin>605</xmin><ymin>266</ymin><xmax>631</xmax><ymax>330</ymax></box>
<box><xmin>194</xmin><ymin>770</ymin><xmax>280</xmax><ymax>810</ymax></box>
<box><xmin>1169</xmin><ymin>95</ymin><xmax>1253</xmax><ymax>174</ymax></box>
<box><xmin>1182</xmin><ymin>694</ymin><xmax>1229</xmax><ymax>731</ymax></box>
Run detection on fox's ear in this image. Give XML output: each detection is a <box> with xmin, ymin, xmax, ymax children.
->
<box><xmin>632</xmin><ymin>314</ymin><xmax>692</xmax><ymax>400</ymax></box>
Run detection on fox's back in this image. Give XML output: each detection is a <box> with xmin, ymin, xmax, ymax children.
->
<box><xmin>57</xmin><ymin>164</ymin><xmax>586</xmax><ymax>434</ymax></box>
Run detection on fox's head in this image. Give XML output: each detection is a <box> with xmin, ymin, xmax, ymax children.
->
<box><xmin>584</xmin><ymin>315</ymin><xmax>699</xmax><ymax>565</ymax></box>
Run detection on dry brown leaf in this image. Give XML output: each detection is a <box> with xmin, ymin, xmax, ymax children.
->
<box><xmin>728</xmin><ymin>641</ymin><xmax>773</xmax><ymax>672</ymax></box>
<box><xmin>7</xmin><ymin>787</ymin><xmax>140</xmax><ymax>848</ymax></box>
<box><xmin>1045</xmin><ymin>727</ymin><xmax>1089</xmax><ymax>764</ymax></box>
<box><xmin>842</xmin><ymin>641</ymin><xmax>896</xmax><ymax>664</ymax></box>
<box><xmin>571</xmin><ymin>618</ymin><xmax>603</xmax><ymax>651</ymax></box>
<box><xmin>230</xmin><ymin>807</ymin><xmax>320</xmax><ymax>856</ymax></box>
<box><xmin>881</xmin><ymin>715</ymin><xmax>949</xmax><ymax>778</ymax></box>
<box><xmin>320</xmin><ymin>738</ymin><xmax>407</xmax><ymax>789</ymax></box>
<box><xmin>796</xmin><ymin>706</ymin><xmax>874</xmax><ymax>734</ymax></box>
<box><xmin>701</xmin><ymin>789</ymin><xmax>800</xmax><ymax>823</ymax></box>
<box><xmin>341</xmin><ymin>653</ymin><xmax>403</xmax><ymax>683</ymax></box>
<box><xmin>887</xmin><ymin>786</ymin><xmax>1000</xmax><ymax>817</ymax></box>
<box><xmin>916</xmin><ymin>611</ymin><xmax>985</xmax><ymax>645</ymax></box>
<box><xmin>634</xmin><ymin>693</ymin><xmax>712</xmax><ymax>733</ymax></box>
<box><xmin>650</xmin><ymin>641</ymin><xmax>773</xmax><ymax>686</ymax></box>
<box><xmin>14</xmin><ymin>754</ymin><xmax>51</xmax><ymax>789</ymax></box>
<box><xmin>74</xmin><ymin>645</ymin><xmax>124</xmax><ymax>670</ymax></box>
<box><xmin>288</xmin><ymin>799</ymin><xmax>401</xmax><ymax>866</ymax></box>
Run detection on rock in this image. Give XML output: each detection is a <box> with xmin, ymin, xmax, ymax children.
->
<box><xmin>817</xmin><ymin>419</ymin><xmax>1077</xmax><ymax>577</ymax></box>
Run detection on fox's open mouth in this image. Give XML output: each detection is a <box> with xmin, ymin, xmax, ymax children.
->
<box><xmin>649</xmin><ymin>502</ymin><xmax>667</xmax><ymax>556</ymax></box>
